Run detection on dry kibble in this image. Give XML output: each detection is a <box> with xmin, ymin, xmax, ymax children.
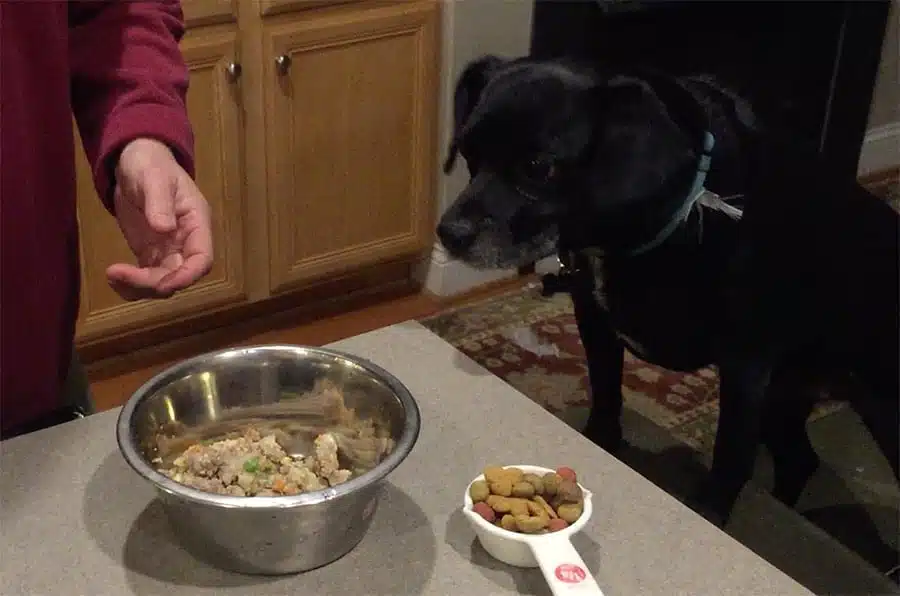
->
<box><xmin>486</xmin><ymin>495</ymin><xmax>512</xmax><ymax>513</ymax></box>
<box><xmin>533</xmin><ymin>495</ymin><xmax>558</xmax><ymax>519</ymax></box>
<box><xmin>483</xmin><ymin>466</ymin><xmax>507</xmax><ymax>484</ymax></box>
<box><xmin>542</xmin><ymin>472</ymin><xmax>562</xmax><ymax>496</ymax></box>
<box><xmin>489</xmin><ymin>478</ymin><xmax>513</xmax><ymax>497</ymax></box>
<box><xmin>473</xmin><ymin>502</ymin><xmax>496</xmax><ymax>523</ymax></box>
<box><xmin>504</xmin><ymin>467</ymin><xmax>525</xmax><ymax>483</ymax></box>
<box><xmin>511</xmin><ymin>481</ymin><xmax>536</xmax><ymax>499</ymax></box>
<box><xmin>556</xmin><ymin>479</ymin><xmax>582</xmax><ymax>504</ymax></box>
<box><xmin>500</xmin><ymin>514</ymin><xmax>518</xmax><ymax>531</ymax></box>
<box><xmin>509</xmin><ymin>499</ymin><xmax>530</xmax><ymax>517</ymax></box>
<box><xmin>557</xmin><ymin>503</ymin><xmax>583</xmax><ymax>523</ymax></box>
<box><xmin>474</xmin><ymin>465</ymin><xmax>585</xmax><ymax>534</ymax></box>
<box><xmin>522</xmin><ymin>473</ymin><xmax>544</xmax><ymax>495</ymax></box>
<box><xmin>547</xmin><ymin>518</ymin><xmax>569</xmax><ymax>532</ymax></box>
<box><xmin>515</xmin><ymin>514</ymin><xmax>548</xmax><ymax>534</ymax></box>
<box><xmin>556</xmin><ymin>466</ymin><xmax>577</xmax><ymax>482</ymax></box>
<box><xmin>469</xmin><ymin>480</ymin><xmax>490</xmax><ymax>503</ymax></box>
<box><xmin>526</xmin><ymin>500</ymin><xmax>545</xmax><ymax>517</ymax></box>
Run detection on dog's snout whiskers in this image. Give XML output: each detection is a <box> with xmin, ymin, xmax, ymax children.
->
<box><xmin>437</xmin><ymin>219</ymin><xmax>478</xmax><ymax>255</ymax></box>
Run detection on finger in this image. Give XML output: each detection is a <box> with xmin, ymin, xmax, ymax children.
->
<box><xmin>106</xmin><ymin>264</ymin><xmax>175</xmax><ymax>300</ymax></box>
<box><xmin>177</xmin><ymin>185</ymin><xmax>214</xmax><ymax>258</ymax></box>
<box><xmin>108</xmin><ymin>278</ymin><xmax>167</xmax><ymax>302</ymax></box>
<box><xmin>140</xmin><ymin>174</ymin><xmax>178</xmax><ymax>233</ymax></box>
<box><xmin>155</xmin><ymin>192</ymin><xmax>214</xmax><ymax>294</ymax></box>
<box><xmin>155</xmin><ymin>252</ymin><xmax>213</xmax><ymax>294</ymax></box>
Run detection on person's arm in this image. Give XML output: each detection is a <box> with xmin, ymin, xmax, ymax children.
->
<box><xmin>68</xmin><ymin>0</ymin><xmax>195</xmax><ymax>212</ymax></box>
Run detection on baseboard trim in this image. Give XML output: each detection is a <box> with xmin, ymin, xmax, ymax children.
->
<box><xmin>416</xmin><ymin>244</ymin><xmax>518</xmax><ymax>297</ymax></box>
<box><xmin>858</xmin><ymin>122</ymin><xmax>900</xmax><ymax>176</ymax></box>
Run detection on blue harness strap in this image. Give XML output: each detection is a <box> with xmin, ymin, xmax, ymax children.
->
<box><xmin>625</xmin><ymin>131</ymin><xmax>716</xmax><ymax>257</ymax></box>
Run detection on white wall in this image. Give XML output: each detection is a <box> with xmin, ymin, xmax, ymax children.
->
<box><xmin>420</xmin><ymin>0</ymin><xmax>534</xmax><ymax>297</ymax></box>
<box><xmin>858</xmin><ymin>0</ymin><xmax>899</xmax><ymax>175</ymax></box>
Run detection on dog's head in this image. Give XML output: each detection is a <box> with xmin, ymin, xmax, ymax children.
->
<box><xmin>436</xmin><ymin>56</ymin><xmax>700</xmax><ymax>268</ymax></box>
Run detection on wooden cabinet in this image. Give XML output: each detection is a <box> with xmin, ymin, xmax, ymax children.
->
<box><xmin>74</xmin><ymin>27</ymin><xmax>248</xmax><ymax>343</ymax></box>
<box><xmin>73</xmin><ymin>0</ymin><xmax>440</xmax><ymax>349</ymax></box>
<box><xmin>263</xmin><ymin>1</ymin><xmax>437</xmax><ymax>293</ymax></box>
<box><xmin>258</xmin><ymin>0</ymin><xmax>357</xmax><ymax>17</ymax></box>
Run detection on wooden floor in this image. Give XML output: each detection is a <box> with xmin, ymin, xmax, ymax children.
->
<box><xmin>89</xmin><ymin>276</ymin><xmax>532</xmax><ymax>412</ymax></box>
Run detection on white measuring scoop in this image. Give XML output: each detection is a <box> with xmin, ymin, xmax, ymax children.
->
<box><xmin>462</xmin><ymin>465</ymin><xmax>605</xmax><ymax>595</ymax></box>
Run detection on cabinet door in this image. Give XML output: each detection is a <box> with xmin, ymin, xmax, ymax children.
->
<box><xmin>257</xmin><ymin>0</ymin><xmax>358</xmax><ymax>18</ymax></box>
<box><xmin>74</xmin><ymin>29</ymin><xmax>247</xmax><ymax>344</ymax></box>
<box><xmin>263</xmin><ymin>0</ymin><xmax>439</xmax><ymax>294</ymax></box>
<box><xmin>181</xmin><ymin>0</ymin><xmax>237</xmax><ymax>27</ymax></box>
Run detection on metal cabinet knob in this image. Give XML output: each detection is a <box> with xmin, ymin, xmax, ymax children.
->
<box><xmin>275</xmin><ymin>54</ymin><xmax>292</xmax><ymax>75</ymax></box>
<box><xmin>225</xmin><ymin>62</ymin><xmax>242</xmax><ymax>81</ymax></box>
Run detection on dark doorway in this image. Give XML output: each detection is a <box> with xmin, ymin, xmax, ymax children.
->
<box><xmin>530</xmin><ymin>0</ymin><xmax>890</xmax><ymax>181</ymax></box>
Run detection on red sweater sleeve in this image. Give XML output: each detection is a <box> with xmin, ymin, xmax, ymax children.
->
<box><xmin>69</xmin><ymin>0</ymin><xmax>195</xmax><ymax>211</ymax></box>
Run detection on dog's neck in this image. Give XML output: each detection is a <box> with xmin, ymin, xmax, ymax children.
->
<box><xmin>621</xmin><ymin>131</ymin><xmax>715</xmax><ymax>257</ymax></box>
<box><xmin>562</xmin><ymin>131</ymin><xmax>716</xmax><ymax>260</ymax></box>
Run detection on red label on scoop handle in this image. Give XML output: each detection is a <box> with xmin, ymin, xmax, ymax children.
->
<box><xmin>555</xmin><ymin>563</ymin><xmax>587</xmax><ymax>584</ymax></box>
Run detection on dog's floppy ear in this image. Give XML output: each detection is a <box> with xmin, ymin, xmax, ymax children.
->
<box><xmin>443</xmin><ymin>55</ymin><xmax>507</xmax><ymax>173</ymax></box>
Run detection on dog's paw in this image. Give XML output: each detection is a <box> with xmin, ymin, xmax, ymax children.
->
<box><xmin>692</xmin><ymin>501</ymin><xmax>728</xmax><ymax>529</ymax></box>
<box><xmin>771</xmin><ymin>453</ymin><xmax>820</xmax><ymax>508</ymax></box>
<box><xmin>685</xmin><ymin>482</ymin><xmax>733</xmax><ymax>529</ymax></box>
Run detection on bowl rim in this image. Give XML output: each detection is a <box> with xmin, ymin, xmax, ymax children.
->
<box><xmin>116</xmin><ymin>344</ymin><xmax>421</xmax><ymax>509</ymax></box>
<box><xmin>462</xmin><ymin>464</ymin><xmax>593</xmax><ymax>543</ymax></box>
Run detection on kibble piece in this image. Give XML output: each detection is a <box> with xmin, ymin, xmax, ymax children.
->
<box><xmin>522</xmin><ymin>473</ymin><xmax>544</xmax><ymax>495</ymax></box>
<box><xmin>526</xmin><ymin>500</ymin><xmax>546</xmax><ymax>517</ymax></box>
<box><xmin>547</xmin><ymin>518</ymin><xmax>569</xmax><ymax>532</ymax></box>
<box><xmin>504</xmin><ymin>467</ymin><xmax>525</xmax><ymax>483</ymax></box>
<box><xmin>483</xmin><ymin>466</ymin><xmax>507</xmax><ymax>484</ymax></box>
<box><xmin>557</xmin><ymin>503</ymin><xmax>583</xmax><ymax>523</ymax></box>
<box><xmin>500</xmin><ymin>514</ymin><xmax>518</xmax><ymax>532</ymax></box>
<box><xmin>556</xmin><ymin>466</ymin><xmax>577</xmax><ymax>482</ymax></box>
<box><xmin>469</xmin><ymin>480</ymin><xmax>490</xmax><ymax>503</ymax></box>
<box><xmin>473</xmin><ymin>502</ymin><xmax>496</xmax><ymax>523</ymax></box>
<box><xmin>509</xmin><ymin>499</ymin><xmax>530</xmax><ymax>517</ymax></box>
<box><xmin>533</xmin><ymin>495</ymin><xmax>558</xmax><ymax>519</ymax></box>
<box><xmin>542</xmin><ymin>472</ymin><xmax>562</xmax><ymax>496</ymax></box>
<box><xmin>556</xmin><ymin>478</ymin><xmax>582</xmax><ymax>504</ymax></box>
<box><xmin>489</xmin><ymin>478</ymin><xmax>513</xmax><ymax>497</ymax></box>
<box><xmin>511</xmin><ymin>481</ymin><xmax>536</xmax><ymax>499</ymax></box>
<box><xmin>515</xmin><ymin>514</ymin><xmax>548</xmax><ymax>534</ymax></box>
<box><xmin>486</xmin><ymin>495</ymin><xmax>512</xmax><ymax>513</ymax></box>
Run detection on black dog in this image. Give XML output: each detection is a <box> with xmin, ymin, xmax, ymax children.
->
<box><xmin>437</xmin><ymin>55</ymin><xmax>900</xmax><ymax>526</ymax></box>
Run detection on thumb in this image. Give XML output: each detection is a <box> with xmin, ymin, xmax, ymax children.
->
<box><xmin>141</xmin><ymin>174</ymin><xmax>178</xmax><ymax>233</ymax></box>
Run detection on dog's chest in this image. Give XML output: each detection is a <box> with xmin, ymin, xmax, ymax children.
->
<box><xmin>590</xmin><ymin>255</ymin><xmax>720</xmax><ymax>370</ymax></box>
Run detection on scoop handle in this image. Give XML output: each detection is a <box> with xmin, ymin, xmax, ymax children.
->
<box><xmin>529</xmin><ymin>535</ymin><xmax>605</xmax><ymax>595</ymax></box>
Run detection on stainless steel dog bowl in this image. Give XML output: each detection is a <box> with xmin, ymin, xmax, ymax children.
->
<box><xmin>116</xmin><ymin>345</ymin><xmax>421</xmax><ymax>575</ymax></box>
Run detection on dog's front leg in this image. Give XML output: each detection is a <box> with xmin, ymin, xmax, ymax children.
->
<box><xmin>762</xmin><ymin>367</ymin><xmax>821</xmax><ymax>508</ymax></box>
<box><xmin>570</xmin><ymin>282</ymin><xmax>626</xmax><ymax>453</ymax></box>
<box><xmin>697</xmin><ymin>359</ymin><xmax>773</xmax><ymax>527</ymax></box>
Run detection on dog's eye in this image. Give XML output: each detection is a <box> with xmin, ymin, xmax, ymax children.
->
<box><xmin>522</xmin><ymin>158</ymin><xmax>557</xmax><ymax>184</ymax></box>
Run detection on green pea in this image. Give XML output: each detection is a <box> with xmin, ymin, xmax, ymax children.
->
<box><xmin>243</xmin><ymin>457</ymin><xmax>260</xmax><ymax>473</ymax></box>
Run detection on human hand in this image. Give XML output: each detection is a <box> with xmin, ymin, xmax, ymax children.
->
<box><xmin>107</xmin><ymin>138</ymin><xmax>213</xmax><ymax>301</ymax></box>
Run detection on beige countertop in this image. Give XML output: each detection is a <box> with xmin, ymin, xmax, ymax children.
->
<box><xmin>0</xmin><ymin>321</ymin><xmax>813</xmax><ymax>595</ymax></box>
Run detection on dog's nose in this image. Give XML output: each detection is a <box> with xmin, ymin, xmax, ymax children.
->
<box><xmin>437</xmin><ymin>221</ymin><xmax>476</xmax><ymax>256</ymax></box>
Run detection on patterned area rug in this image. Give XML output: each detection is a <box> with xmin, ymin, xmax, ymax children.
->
<box><xmin>420</xmin><ymin>283</ymin><xmax>844</xmax><ymax>462</ymax></box>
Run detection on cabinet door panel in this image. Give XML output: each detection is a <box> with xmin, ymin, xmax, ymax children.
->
<box><xmin>258</xmin><ymin>0</ymin><xmax>358</xmax><ymax>18</ymax></box>
<box><xmin>264</xmin><ymin>0</ymin><xmax>438</xmax><ymax>293</ymax></box>
<box><xmin>182</xmin><ymin>0</ymin><xmax>236</xmax><ymax>28</ymax></box>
